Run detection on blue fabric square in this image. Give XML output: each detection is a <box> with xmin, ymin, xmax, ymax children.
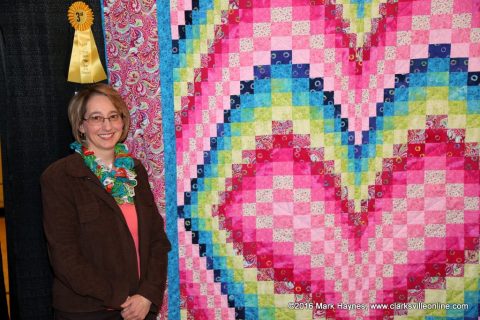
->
<box><xmin>271</xmin><ymin>64</ymin><xmax>292</xmax><ymax>78</ymax></box>
<box><xmin>427</xmin><ymin>72</ymin><xmax>448</xmax><ymax>86</ymax></box>
<box><xmin>293</xmin><ymin>92</ymin><xmax>309</xmax><ymax>106</ymax></box>
<box><xmin>292</xmin><ymin>64</ymin><xmax>310</xmax><ymax>78</ymax></box>
<box><xmin>428</xmin><ymin>58</ymin><xmax>450</xmax><ymax>72</ymax></box>
<box><xmin>408</xmin><ymin>73</ymin><xmax>427</xmax><ymax>87</ymax></box>
<box><xmin>254</xmin><ymin>65</ymin><xmax>271</xmax><ymax>80</ymax></box>
<box><xmin>271</xmin><ymin>50</ymin><xmax>292</xmax><ymax>65</ymax></box>
<box><xmin>254</xmin><ymin>93</ymin><xmax>271</xmax><ymax>107</ymax></box>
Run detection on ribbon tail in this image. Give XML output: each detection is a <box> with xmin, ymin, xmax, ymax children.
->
<box><xmin>67</xmin><ymin>29</ymin><xmax>107</xmax><ymax>84</ymax></box>
<box><xmin>67</xmin><ymin>30</ymin><xmax>82</xmax><ymax>83</ymax></box>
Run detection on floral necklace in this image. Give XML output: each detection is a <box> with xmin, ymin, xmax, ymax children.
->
<box><xmin>71</xmin><ymin>141</ymin><xmax>137</xmax><ymax>204</ymax></box>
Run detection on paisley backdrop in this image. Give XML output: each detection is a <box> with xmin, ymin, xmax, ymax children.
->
<box><xmin>102</xmin><ymin>0</ymin><xmax>479</xmax><ymax>319</ymax></box>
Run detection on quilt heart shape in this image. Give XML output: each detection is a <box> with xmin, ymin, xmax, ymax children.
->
<box><xmin>210</xmin><ymin>126</ymin><xmax>479</xmax><ymax>319</ymax></box>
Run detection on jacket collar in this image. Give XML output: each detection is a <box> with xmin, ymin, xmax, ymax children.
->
<box><xmin>64</xmin><ymin>153</ymin><xmax>142</xmax><ymax>227</ymax></box>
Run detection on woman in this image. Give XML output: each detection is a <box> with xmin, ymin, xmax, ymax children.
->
<box><xmin>41</xmin><ymin>84</ymin><xmax>171</xmax><ymax>320</ymax></box>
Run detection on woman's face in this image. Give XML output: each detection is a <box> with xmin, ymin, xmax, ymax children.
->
<box><xmin>79</xmin><ymin>94</ymin><xmax>124</xmax><ymax>155</ymax></box>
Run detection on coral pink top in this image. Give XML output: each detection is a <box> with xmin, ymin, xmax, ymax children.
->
<box><xmin>119</xmin><ymin>203</ymin><xmax>140</xmax><ymax>276</ymax></box>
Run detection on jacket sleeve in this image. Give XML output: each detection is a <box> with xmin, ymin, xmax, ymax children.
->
<box><xmin>41</xmin><ymin>164</ymin><xmax>129</xmax><ymax>309</ymax></box>
<box><xmin>135</xmin><ymin>163</ymin><xmax>171</xmax><ymax>310</ymax></box>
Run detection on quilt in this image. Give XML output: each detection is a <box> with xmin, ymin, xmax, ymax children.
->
<box><xmin>103</xmin><ymin>0</ymin><xmax>480</xmax><ymax>318</ymax></box>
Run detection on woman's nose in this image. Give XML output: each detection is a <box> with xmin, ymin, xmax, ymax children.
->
<box><xmin>102</xmin><ymin>117</ymin><xmax>113</xmax><ymax>129</ymax></box>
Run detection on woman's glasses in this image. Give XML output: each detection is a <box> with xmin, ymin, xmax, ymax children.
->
<box><xmin>83</xmin><ymin>113</ymin><xmax>123</xmax><ymax>126</ymax></box>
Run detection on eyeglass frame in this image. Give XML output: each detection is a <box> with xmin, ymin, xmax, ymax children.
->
<box><xmin>83</xmin><ymin>113</ymin><xmax>124</xmax><ymax>125</ymax></box>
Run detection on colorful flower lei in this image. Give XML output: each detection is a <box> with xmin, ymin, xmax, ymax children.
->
<box><xmin>71</xmin><ymin>141</ymin><xmax>137</xmax><ymax>204</ymax></box>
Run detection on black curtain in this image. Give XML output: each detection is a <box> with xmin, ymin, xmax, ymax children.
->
<box><xmin>0</xmin><ymin>1</ymin><xmax>106</xmax><ymax>318</ymax></box>
<box><xmin>0</xmin><ymin>18</ymin><xmax>9</xmax><ymax>320</ymax></box>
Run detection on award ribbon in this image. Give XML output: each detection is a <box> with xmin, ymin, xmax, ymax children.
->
<box><xmin>67</xmin><ymin>1</ymin><xmax>107</xmax><ymax>83</ymax></box>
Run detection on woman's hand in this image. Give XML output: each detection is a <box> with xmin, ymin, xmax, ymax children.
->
<box><xmin>120</xmin><ymin>295</ymin><xmax>152</xmax><ymax>320</ymax></box>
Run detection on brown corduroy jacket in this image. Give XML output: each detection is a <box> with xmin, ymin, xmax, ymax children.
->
<box><xmin>41</xmin><ymin>153</ymin><xmax>171</xmax><ymax>313</ymax></box>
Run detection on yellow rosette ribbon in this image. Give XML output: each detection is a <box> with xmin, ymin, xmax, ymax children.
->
<box><xmin>67</xmin><ymin>1</ymin><xmax>107</xmax><ymax>83</ymax></box>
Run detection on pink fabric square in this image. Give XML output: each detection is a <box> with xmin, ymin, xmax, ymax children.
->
<box><xmin>229</xmin><ymin>204</ymin><xmax>242</xmax><ymax>216</ymax></box>
<box><xmin>253</xmin><ymin>51</ymin><xmax>271</xmax><ymax>65</ymax></box>
<box><xmin>407</xmin><ymin>198</ymin><xmax>424</xmax><ymax>210</ymax></box>
<box><xmin>254</xmin><ymin>37</ymin><xmax>272</xmax><ymax>51</ymax></box>
<box><xmin>271</xmin><ymin>36</ymin><xmax>293</xmax><ymax>50</ymax></box>
<box><xmin>396</xmin><ymin>45</ymin><xmax>412</xmax><ymax>60</ymax></box>
<box><xmin>411</xmin><ymin>1</ymin><xmax>431</xmax><ymax>14</ymax></box>
<box><xmin>292</xmin><ymin>6</ymin><xmax>310</xmax><ymax>20</ymax></box>
<box><xmin>446</xmin><ymin>197</ymin><xmax>465</xmax><ymax>210</ymax></box>
<box><xmin>408</xmin><ymin>251</ymin><xmax>425</xmax><ymax>263</ymax></box>
<box><xmin>393</xmin><ymin>224</ymin><xmax>408</xmax><ymax>238</ymax></box>
<box><xmin>407</xmin><ymin>211</ymin><xmax>424</xmax><ymax>224</ymax></box>
<box><xmin>256</xmin><ymin>175</ymin><xmax>273</xmax><ymax>189</ymax></box>
<box><xmin>394</xmin><ymin>59</ymin><xmax>411</xmax><ymax>75</ymax></box>
<box><xmin>425</xmin><ymin>211</ymin><xmax>446</xmax><ymax>224</ymax></box>
<box><xmin>273</xmin><ymin>242</ymin><xmax>293</xmax><ymax>255</ymax></box>
<box><xmin>430</xmin><ymin>29</ymin><xmax>452</xmax><ymax>44</ymax></box>
<box><xmin>392</xmin><ymin>185</ymin><xmax>407</xmax><ymax>198</ymax></box>
<box><xmin>311</xmin><ymin>228</ymin><xmax>325</xmax><ymax>242</ymax></box>
<box><xmin>382</xmin><ymin>251</ymin><xmax>394</xmax><ymax>264</ymax></box>
<box><xmin>446</xmin><ymin>169</ymin><xmax>464</xmax><ymax>183</ymax></box>
<box><xmin>293</xmin><ymin>163</ymin><xmax>311</xmax><ymax>176</ymax></box>
<box><xmin>273</xmin><ymin>189</ymin><xmax>294</xmax><ymax>202</ymax></box>
<box><xmin>242</xmin><ymin>216</ymin><xmax>256</xmax><ymax>228</ymax></box>
<box><xmin>257</xmin><ymin>202</ymin><xmax>273</xmax><ymax>215</ymax></box>
<box><xmin>239</xmin><ymin>8</ymin><xmax>253</xmax><ymax>22</ymax></box>
<box><xmin>424</xmin><ymin>184</ymin><xmax>445</xmax><ymax>197</ymax></box>
<box><xmin>425</xmin><ymin>238</ymin><xmax>446</xmax><ymax>250</ymax></box>
<box><xmin>453</xmin><ymin>0</ymin><xmax>473</xmax><ymax>13</ymax></box>
<box><xmin>242</xmin><ymin>190</ymin><xmax>256</xmax><ymax>202</ymax></box>
<box><xmin>273</xmin><ymin>202</ymin><xmax>293</xmax><ymax>216</ymax></box>
<box><xmin>407</xmin><ymin>224</ymin><xmax>425</xmax><ymax>237</ymax></box>
<box><xmin>450</xmin><ymin>43</ymin><xmax>470</xmax><ymax>57</ymax></box>
<box><xmin>294</xmin><ymin>175</ymin><xmax>311</xmax><ymax>188</ymax></box>
<box><xmin>467</xmin><ymin>56</ymin><xmax>480</xmax><ymax>70</ymax></box>
<box><xmin>464</xmin><ymin>171</ymin><xmax>479</xmax><ymax>184</ymax></box>
<box><xmin>430</xmin><ymin>15</ymin><xmax>453</xmax><ymax>29</ymax></box>
<box><xmin>309</xmin><ymin>62</ymin><xmax>323</xmax><ymax>77</ymax></box>
<box><xmin>240</xmin><ymin>66</ymin><xmax>253</xmax><ymax>79</ymax></box>
<box><xmin>293</xmin><ymin>202</ymin><xmax>311</xmax><ymax>215</ymax></box>
<box><xmin>271</xmin><ymin>22</ymin><xmax>292</xmax><ymax>36</ymax></box>
<box><xmin>397</xmin><ymin>16</ymin><xmax>412</xmax><ymax>30</ymax></box>
<box><xmin>464</xmin><ymin>183</ymin><xmax>479</xmax><ymax>196</ymax></box>
<box><xmin>253</xmin><ymin>8</ymin><xmax>271</xmax><ymax>22</ymax></box>
<box><xmin>424</xmin><ymin>156</ymin><xmax>446</xmax><ymax>169</ymax></box>
<box><xmin>293</xmin><ymin>215</ymin><xmax>311</xmax><ymax>229</ymax></box>
<box><xmin>322</xmin><ymin>241</ymin><xmax>336</xmax><ymax>254</ymax></box>
<box><xmin>291</xmin><ymin>48</ymin><xmax>310</xmax><ymax>63</ymax></box>
<box><xmin>273</xmin><ymin>161</ymin><xmax>293</xmax><ymax>174</ymax></box>
<box><xmin>382</xmin><ymin>238</ymin><xmax>393</xmax><ymax>251</ymax></box>
<box><xmin>238</xmin><ymin>23</ymin><xmax>253</xmax><ymax>38</ymax></box>
<box><xmin>294</xmin><ymin>228</ymin><xmax>311</xmax><ymax>242</ymax></box>
<box><xmin>464</xmin><ymin>211</ymin><xmax>480</xmax><ymax>224</ymax></box>
<box><xmin>451</xmin><ymin>28</ymin><xmax>471</xmax><ymax>43</ymax></box>
<box><xmin>447</xmin><ymin>224</ymin><xmax>464</xmax><ymax>236</ymax></box>
<box><xmin>240</xmin><ymin>52</ymin><xmax>253</xmax><ymax>66</ymax></box>
<box><xmin>407</xmin><ymin>171</ymin><xmax>424</xmax><ymax>183</ymax></box>
<box><xmin>256</xmin><ymin>229</ymin><xmax>273</xmax><ymax>241</ymax></box>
